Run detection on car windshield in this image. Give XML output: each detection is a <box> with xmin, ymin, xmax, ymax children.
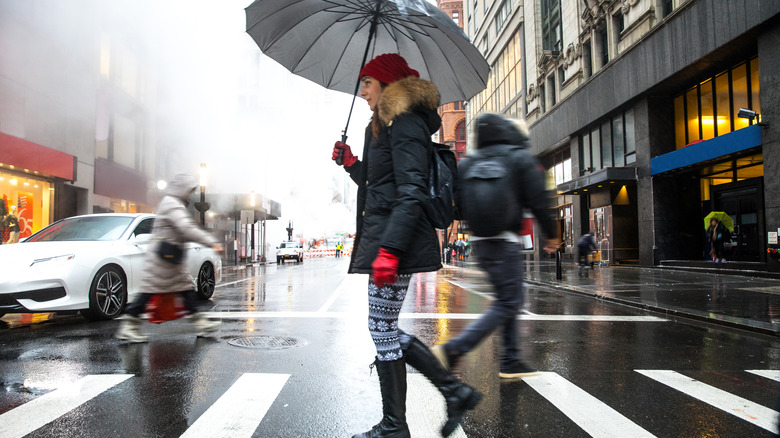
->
<box><xmin>280</xmin><ymin>242</ymin><xmax>299</xmax><ymax>248</ymax></box>
<box><xmin>26</xmin><ymin>216</ymin><xmax>136</xmax><ymax>242</ymax></box>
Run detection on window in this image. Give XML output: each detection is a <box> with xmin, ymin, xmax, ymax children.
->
<box><xmin>132</xmin><ymin>218</ymin><xmax>154</xmax><ymax>237</ymax></box>
<box><xmin>599</xmin><ymin>27</ymin><xmax>609</xmax><ymax>66</ymax></box>
<box><xmin>580</xmin><ymin>110</ymin><xmax>636</xmax><ymax>174</ymax></box>
<box><xmin>455</xmin><ymin>121</ymin><xmax>466</xmax><ymax>141</ymax></box>
<box><xmin>494</xmin><ymin>1</ymin><xmax>512</xmax><ymax>33</ymax></box>
<box><xmin>452</xmin><ymin>11</ymin><xmax>459</xmax><ymax>27</ymax></box>
<box><xmin>541</xmin><ymin>0</ymin><xmax>562</xmax><ymax>51</ymax></box>
<box><xmin>662</xmin><ymin>0</ymin><xmax>673</xmax><ymax>17</ymax></box>
<box><xmin>482</xmin><ymin>35</ymin><xmax>488</xmax><ymax>54</ymax></box>
<box><xmin>583</xmin><ymin>40</ymin><xmax>592</xmax><ymax>78</ymax></box>
<box><xmin>673</xmin><ymin>56</ymin><xmax>760</xmax><ymax>148</ymax></box>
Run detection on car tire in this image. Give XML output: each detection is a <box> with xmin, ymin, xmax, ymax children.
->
<box><xmin>81</xmin><ymin>265</ymin><xmax>127</xmax><ymax>321</ymax></box>
<box><xmin>299</xmin><ymin>256</ymin><xmax>303</xmax><ymax>263</ymax></box>
<box><xmin>277</xmin><ymin>257</ymin><xmax>282</xmax><ymax>264</ymax></box>
<box><xmin>196</xmin><ymin>262</ymin><xmax>216</xmax><ymax>300</ymax></box>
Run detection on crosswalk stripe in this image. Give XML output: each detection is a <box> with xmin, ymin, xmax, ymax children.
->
<box><xmin>636</xmin><ymin>370</ymin><xmax>779</xmax><ymax>434</ymax></box>
<box><xmin>406</xmin><ymin>374</ymin><xmax>468</xmax><ymax>438</ymax></box>
<box><xmin>523</xmin><ymin>372</ymin><xmax>655</xmax><ymax>438</ymax></box>
<box><xmin>200</xmin><ymin>311</ymin><xmax>666</xmax><ymax>322</ymax></box>
<box><xmin>0</xmin><ymin>374</ymin><xmax>133</xmax><ymax>438</ymax></box>
<box><xmin>180</xmin><ymin>373</ymin><xmax>290</xmax><ymax>438</ymax></box>
<box><xmin>746</xmin><ymin>370</ymin><xmax>780</xmax><ymax>382</ymax></box>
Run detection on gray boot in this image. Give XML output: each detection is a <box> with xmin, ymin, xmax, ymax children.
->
<box><xmin>190</xmin><ymin>313</ymin><xmax>220</xmax><ymax>336</ymax></box>
<box><xmin>115</xmin><ymin>316</ymin><xmax>148</xmax><ymax>342</ymax></box>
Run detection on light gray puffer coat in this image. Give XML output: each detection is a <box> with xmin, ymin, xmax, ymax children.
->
<box><xmin>138</xmin><ymin>174</ymin><xmax>219</xmax><ymax>294</ymax></box>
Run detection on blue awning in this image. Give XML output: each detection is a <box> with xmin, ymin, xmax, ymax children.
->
<box><xmin>650</xmin><ymin>125</ymin><xmax>762</xmax><ymax>175</ymax></box>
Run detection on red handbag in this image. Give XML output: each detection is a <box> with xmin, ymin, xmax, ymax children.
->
<box><xmin>147</xmin><ymin>293</ymin><xmax>188</xmax><ymax>323</ymax></box>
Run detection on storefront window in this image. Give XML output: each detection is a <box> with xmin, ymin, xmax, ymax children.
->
<box><xmin>700</xmin><ymin>78</ymin><xmax>715</xmax><ymax>140</ymax></box>
<box><xmin>750</xmin><ymin>57</ymin><xmax>760</xmax><ymax>116</ymax></box>
<box><xmin>699</xmin><ymin>153</ymin><xmax>763</xmax><ymax>201</ymax></box>
<box><xmin>0</xmin><ymin>170</ymin><xmax>54</xmax><ymax>241</ymax></box>
<box><xmin>732</xmin><ymin>63</ymin><xmax>749</xmax><ymax>131</ymax></box>
<box><xmin>715</xmin><ymin>72</ymin><xmax>731</xmax><ymax>137</ymax></box>
<box><xmin>686</xmin><ymin>88</ymin><xmax>700</xmax><ymax>142</ymax></box>
<box><xmin>674</xmin><ymin>57</ymin><xmax>759</xmax><ymax>148</ymax></box>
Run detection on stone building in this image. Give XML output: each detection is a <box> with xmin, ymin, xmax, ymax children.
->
<box><xmin>437</xmin><ymin>1</ymin><xmax>469</xmax><ymax>161</ymax></box>
<box><xmin>464</xmin><ymin>0</ymin><xmax>780</xmax><ymax>270</ymax></box>
<box><xmin>0</xmin><ymin>2</ymin><xmax>165</xmax><ymax>240</ymax></box>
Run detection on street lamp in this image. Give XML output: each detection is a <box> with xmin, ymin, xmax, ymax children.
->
<box><xmin>194</xmin><ymin>163</ymin><xmax>211</xmax><ymax>226</ymax></box>
<box><xmin>249</xmin><ymin>191</ymin><xmax>256</xmax><ymax>262</ymax></box>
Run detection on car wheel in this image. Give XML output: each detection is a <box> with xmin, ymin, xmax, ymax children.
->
<box><xmin>196</xmin><ymin>262</ymin><xmax>216</xmax><ymax>300</ymax></box>
<box><xmin>298</xmin><ymin>255</ymin><xmax>303</xmax><ymax>263</ymax></box>
<box><xmin>277</xmin><ymin>257</ymin><xmax>282</xmax><ymax>264</ymax></box>
<box><xmin>81</xmin><ymin>265</ymin><xmax>127</xmax><ymax>321</ymax></box>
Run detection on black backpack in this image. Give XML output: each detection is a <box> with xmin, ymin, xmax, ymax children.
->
<box><xmin>424</xmin><ymin>142</ymin><xmax>458</xmax><ymax>229</ymax></box>
<box><xmin>460</xmin><ymin>150</ymin><xmax>520</xmax><ymax>237</ymax></box>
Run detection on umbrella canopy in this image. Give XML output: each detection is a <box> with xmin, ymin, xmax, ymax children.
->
<box><xmin>245</xmin><ymin>0</ymin><xmax>490</xmax><ymax>106</ymax></box>
<box><xmin>704</xmin><ymin>211</ymin><xmax>734</xmax><ymax>233</ymax></box>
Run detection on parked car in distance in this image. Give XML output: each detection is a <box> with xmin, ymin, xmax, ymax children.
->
<box><xmin>0</xmin><ymin>213</ymin><xmax>222</xmax><ymax>321</ymax></box>
<box><xmin>276</xmin><ymin>241</ymin><xmax>303</xmax><ymax>264</ymax></box>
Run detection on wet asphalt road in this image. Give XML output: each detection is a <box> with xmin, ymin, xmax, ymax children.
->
<box><xmin>0</xmin><ymin>257</ymin><xmax>778</xmax><ymax>437</ymax></box>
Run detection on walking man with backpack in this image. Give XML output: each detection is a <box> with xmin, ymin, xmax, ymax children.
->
<box><xmin>434</xmin><ymin>113</ymin><xmax>558</xmax><ymax>379</ymax></box>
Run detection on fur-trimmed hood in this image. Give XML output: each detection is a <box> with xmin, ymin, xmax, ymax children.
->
<box><xmin>377</xmin><ymin>76</ymin><xmax>440</xmax><ymax>125</ymax></box>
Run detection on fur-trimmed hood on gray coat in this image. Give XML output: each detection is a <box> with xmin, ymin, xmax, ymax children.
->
<box><xmin>138</xmin><ymin>173</ymin><xmax>219</xmax><ymax>294</ymax></box>
<box><xmin>345</xmin><ymin>76</ymin><xmax>443</xmax><ymax>274</ymax></box>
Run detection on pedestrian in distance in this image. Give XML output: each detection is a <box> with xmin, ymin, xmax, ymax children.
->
<box><xmin>577</xmin><ymin>231</ymin><xmax>598</xmax><ymax>273</ymax></box>
<box><xmin>4</xmin><ymin>206</ymin><xmax>21</xmax><ymax>244</ymax></box>
<box><xmin>434</xmin><ymin>113</ymin><xmax>559</xmax><ymax>380</ymax></box>
<box><xmin>115</xmin><ymin>173</ymin><xmax>224</xmax><ymax>343</ymax></box>
<box><xmin>707</xmin><ymin>218</ymin><xmax>728</xmax><ymax>263</ymax></box>
<box><xmin>332</xmin><ymin>53</ymin><xmax>482</xmax><ymax>438</ymax></box>
<box><xmin>0</xmin><ymin>199</ymin><xmax>7</xmax><ymax>245</ymax></box>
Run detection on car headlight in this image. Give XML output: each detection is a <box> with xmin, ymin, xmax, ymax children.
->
<box><xmin>30</xmin><ymin>254</ymin><xmax>75</xmax><ymax>267</ymax></box>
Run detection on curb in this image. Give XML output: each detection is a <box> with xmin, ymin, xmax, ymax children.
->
<box><xmin>523</xmin><ymin>278</ymin><xmax>778</xmax><ymax>338</ymax></box>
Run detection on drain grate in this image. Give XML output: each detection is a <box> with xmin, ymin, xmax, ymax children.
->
<box><xmin>227</xmin><ymin>336</ymin><xmax>306</xmax><ymax>350</ymax></box>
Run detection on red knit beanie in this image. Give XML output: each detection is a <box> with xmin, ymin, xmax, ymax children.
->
<box><xmin>359</xmin><ymin>53</ymin><xmax>419</xmax><ymax>85</ymax></box>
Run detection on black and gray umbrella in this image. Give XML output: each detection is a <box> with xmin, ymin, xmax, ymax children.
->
<box><xmin>245</xmin><ymin>0</ymin><xmax>490</xmax><ymax>147</ymax></box>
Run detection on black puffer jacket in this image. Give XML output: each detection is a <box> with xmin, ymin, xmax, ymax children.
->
<box><xmin>457</xmin><ymin>113</ymin><xmax>556</xmax><ymax>239</ymax></box>
<box><xmin>345</xmin><ymin>76</ymin><xmax>443</xmax><ymax>274</ymax></box>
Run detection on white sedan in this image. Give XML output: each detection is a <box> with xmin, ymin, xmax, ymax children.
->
<box><xmin>0</xmin><ymin>213</ymin><xmax>222</xmax><ymax>321</ymax></box>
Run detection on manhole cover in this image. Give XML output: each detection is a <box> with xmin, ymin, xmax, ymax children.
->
<box><xmin>227</xmin><ymin>336</ymin><xmax>306</xmax><ymax>350</ymax></box>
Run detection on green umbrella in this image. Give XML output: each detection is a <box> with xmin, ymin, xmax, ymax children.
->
<box><xmin>704</xmin><ymin>211</ymin><xmax>734</xmax><ymax>233</ymax></box>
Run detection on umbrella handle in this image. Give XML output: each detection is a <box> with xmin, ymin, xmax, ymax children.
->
<box><xmin>335</xmin><ymin>132</ymin><xmax>347</xmax><ymax>165</ymax></box>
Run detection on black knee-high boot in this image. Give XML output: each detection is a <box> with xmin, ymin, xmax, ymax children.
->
<box><xmin>353</xmin><ymin>358</ymin><xmax>410</xmax><ymax>438</ymax></box>
<box><xmin>400</xmin><ymin>333</ymin><xmax>483</xmax><ymax>437</ymax></box>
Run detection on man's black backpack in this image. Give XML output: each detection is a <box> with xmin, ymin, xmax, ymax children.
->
<box><xmin>424</xmin><ymin>142</ymin><xmax>458</xmax><ymax>229</ymax></box>
<box><xmin>459</xmin><ymin>149</ymin><xmax>520</xmax><ymax>237</ymax></box>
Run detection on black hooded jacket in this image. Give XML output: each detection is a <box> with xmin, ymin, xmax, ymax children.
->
<box><xmin>344</xmin><ymin>76</ymin><xmax>443</xmax><ymax>274</ymax></box>
<box><xmin>457</xmin><ymin>113</ymin><xmax>556</xmax><ymax>240</ymax></box>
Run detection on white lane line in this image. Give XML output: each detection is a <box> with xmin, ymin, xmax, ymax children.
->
<box><xmin>0</xmin><ymin>374</ymin><xmax>133</xmax><ymax>438</ymax></box>
<box><xmin>747</xmin><ymin>370</ymin><xmax>780</xmax><ymax>382</ymax></box>
<box><xmin>444</xmin><ymin>279</ymin><xmax>493</xmax><ymax>300</ymax></box>
<box><xmin>200</xmin><ymin>311</ymin><xmax>666</xmax><ymax>322</ymax></box>
<box><xmin>524</xmin><ymin>372</ymin><xmax>655</xmax><ymax>438</ymax></box>
<box><xmin>407</xmin><ymin>374</ymin><xmax>467</xmax><ymax>438</ymax></box>
<box><xmin>317</xmin><ymin>274</ymin><xmax>368</xmax><ymax>313</ymax></box>
<box><xmin>636</xmin><ymin>370</ymin><xmax>779</xmax><ymax>434</ymax></box>
<box><xmin>181</xmin><ymin>373</ymin><xmax>290</xmax><ymax>438</ymax></box>
<box><xmin>216</xmin><ymin>277</ymin><xmax>256</xmax><ymax>288</ymax></box>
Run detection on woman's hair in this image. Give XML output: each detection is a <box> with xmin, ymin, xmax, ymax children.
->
<box><xmin>370</xmin><ymin>80</ymin><xmax>389</xmax><ymax>141</ymax></box>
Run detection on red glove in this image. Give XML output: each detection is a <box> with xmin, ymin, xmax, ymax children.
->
<box><xmin>372</xmin><ymin>248</ymin><xmax>399</xmax><ymax>288</ymax></box>
<box><xmin>332</xmin><ymin>141</ymin><xmax>358</xmax><ymax>167</ymax></box>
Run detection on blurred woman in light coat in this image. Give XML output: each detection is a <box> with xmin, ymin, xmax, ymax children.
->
<box><xmin>115</xmin><ymin>174</ymin><xmax>223</xmax><ymax>342</ymax></box>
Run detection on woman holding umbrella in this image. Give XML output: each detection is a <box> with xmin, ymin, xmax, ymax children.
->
<box><xmin>332</xmin><ymin>54</ymin><xmax>481</xmax><ymax>438</ymax></box>
<box><xmin>707</xmin><ymin>217</ymin><xmax>729</xmax><ymax>263</ymax></box>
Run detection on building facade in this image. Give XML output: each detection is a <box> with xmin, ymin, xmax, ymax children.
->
<box><xmin>465</xmin><ymin>0</ymin><xmax>780</xmax><ymax>269</ymax></box>
<box><xmin>0</xmin><ymin>2</ymin><xmax>167</xmax><ymax>241</ymax></box>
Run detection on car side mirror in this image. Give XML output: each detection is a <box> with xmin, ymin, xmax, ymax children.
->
<box><xmin>134</xmin><ymin>233</ymin><xmax>154</xmax><ymax>243</ymax></box>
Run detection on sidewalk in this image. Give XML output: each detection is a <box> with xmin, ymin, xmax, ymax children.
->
<box><xmin>446</xmin><ymin>260</ymin><xmax>779</xmax><ymax>336</ymax></box>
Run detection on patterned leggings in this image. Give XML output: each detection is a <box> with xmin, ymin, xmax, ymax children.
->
<box><xmin>368</xmin><ymin>274</ymin><xmax>412</xmax><ymax>361</ymax></box>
